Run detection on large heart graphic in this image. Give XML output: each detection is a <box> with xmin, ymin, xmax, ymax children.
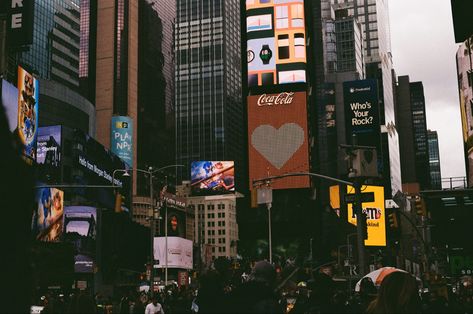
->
<box><xmin>251</xmin><ymin>123</ymin><xmax>305</xmax><ymax>169</ymax></box>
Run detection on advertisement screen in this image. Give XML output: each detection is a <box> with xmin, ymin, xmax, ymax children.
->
<box><xmin>1</xmin><ymin>79</ymin><xmax>19</xmax><ymax>132</ymax></box>
<box><xmin>18</xmin><ymin>66</ymin><xmax>39</xmax><ymax>160</ymax></box>
<box><xmin>153</xmin><ymin>237</ymin><xmax>193</xmax><ymax>269</ymax></box>
<box><xmin>246</xmin><ymin>0</ymin><xmax>306</xmax><ymax>87</ymax></box>
<box><xmin>63</xmin><ymin>206</ymin><xmax>97</xmax><ymax>273</ymax></box>
<box><xmin>343</xmin><ymin>79</ymin><xmax>379</xmax><ymax>135</ymax></box>
<box><xmin>191</xmin><ymin>161</ymin><xmax>235</xmax><ymax>195</ymax></box>
<box><xmin>32</xmin><ymin>188</ymin><xmax>64</xmax><ymax>242</ymax></box>
<box><xmin>346</xmin><ymin>185</ymin><xmax>386</xmax><ymax>247</ymax></box>
<box><xmin>248</xmin><ymin>91</ymin><xmax>309</xmax><ymax>189</ymax></box>
<box><xmin>36</xmin><ymin>126</ymin><xmax>62</xmax><ymax>182</ymax></box>
<box><xmin>111</xmin><ymin>116</ymin><xmax>133</xmax><ymax>167</ymax></box>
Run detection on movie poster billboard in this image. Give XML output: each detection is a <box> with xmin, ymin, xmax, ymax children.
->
<box><xmin>1</xmin><ymin>79</ymin><xmax>19</xmax><ymax>132</ymax></box>
<box><xmin>32</xmin><ymin>188</ymin><xmax>64</xmax><ymax>242</ymax></box>
<box><xmin>248</xmin><ymin>91</ymin><xmax>310</xmax><ymax>189</ymax></box>
<box><xmin>17</xmin><ymin>66</ymin><xmax>39</xmax><ymax>160</ymax></box>
<box><xmin>63</xmin><ymin>206</ymin><xmax>97</xmax><ymax>273</ymax></box>
<box><xmin>191</xmin><ymin>161</ymin><xmax>235</xmax><ymax>195</ymax></box>
<box><xmin>246</xmin><ymin>0</ymin><xmax>306</xmax><ymax>87</ymax></box>
<box><xmin>111</xmin><ymin>116</ymin><xmax>133</xmax><ymax>167</ymax></box>
<box><xmin>346</xmin><ymin>185</ymin><xmax>386</xmax><ymax>247</ymax></box>
<box><xmin>153</xmin><ymin>237</ymin><xmax>193</xmax><ymax>269</ymax></box>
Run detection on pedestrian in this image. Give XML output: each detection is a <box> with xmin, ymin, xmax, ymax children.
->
<box><xmin>145</xmin><ymin>296</ymin><xmax>165</xmax><ymax>314</ymax></box>
<box><xmin>229</xmin><ymin>260</ymin><xmax>284</xmax><ymax>314</ymax></box>
<box><xmin>367</xmin><ymin>271</ymin><xmax>421</xmax><ymax>313</ymax></box>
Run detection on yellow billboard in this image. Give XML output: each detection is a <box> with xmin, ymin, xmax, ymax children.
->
<box><xmin>347</xmin><ymin>185</ymin><xmax>386</xmax><ymax>246</ymax></box>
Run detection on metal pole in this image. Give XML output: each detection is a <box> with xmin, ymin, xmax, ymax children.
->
<box><xmin>354</xmin><ymin>180</ymin><xmax>367</xmax><ymax>276</ymax></box>
<box><xmin>268</xmin><ymin>202</ymin><xmax>272</xmax><ymax>264</ymax></box>
<box><xmin>149</xmin><ymin>168</ymin><xmax>154</xmax><ymax>298</ymax></box>
<box><xmin>165</xmin><ymin>176</ymin><xmax>168</xmax><ymax>286</ymax></box>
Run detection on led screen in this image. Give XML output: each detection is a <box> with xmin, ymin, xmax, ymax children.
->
<box><xmin>191</xmin><ymin>161</ymin><xmax>235</xmax><ymax>195</ymax></box>
<box><xmin>246</xmin><ymin>0</ymin><xmax>306</xmax><ymax>87</ymax></box>
<box><xmin>17</xmin><ymin>66</ymin><xmax>39</xmax><ymax>160</ymax></box>
<box><xmin>1</xmin><ymin>79</ymin><xmax>18</xmax><ymax>132</ymax></box>
<box><xmin>247</xmin><ymin>91</ymin><xmax>309</xmax><ymax>189</ymax></box>
<box><xmin>111</xmin><ymin>116</ymin><xmax>133</xmax><ymax>167</ymax></box>
<box><xmin>32</xmin><ymin>188</ymin><xmax>64</xmax><ymax>242</ymax></box>
<box><xmin>63</xmin><ymin>206</ymin><xmax>97</xmax><ymax>273</ymax></box>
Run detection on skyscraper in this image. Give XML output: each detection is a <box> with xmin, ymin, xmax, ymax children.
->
<box><xmin>321</xmin><ymin>0</ymin><xmax>401</xmax><ymax>197</ymax></box>
<box><xmin>175</xmin><ymin>0</ymin><xmax>243</xmax><ymax>184</ymax></box>
<box><xmin>428</xmin><ymin>130</ymin><xmax>442</xmax><ymax>190</ymax></box>
<box><xmin>396</xmin><ymin>76</ymin><xmax>431</xmax><ymax>190</ymax></box>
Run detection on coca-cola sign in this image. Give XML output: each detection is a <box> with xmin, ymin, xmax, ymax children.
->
<box><xmin>257</xmin><ymin>92</ymin><xmax>295</xmax><ymax>106</ymax></box>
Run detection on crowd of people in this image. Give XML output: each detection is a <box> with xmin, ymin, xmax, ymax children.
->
<box><xmin>31</xmin><ymin>257</ymin><xmax>473</xmax><ymax>314</ymax></box>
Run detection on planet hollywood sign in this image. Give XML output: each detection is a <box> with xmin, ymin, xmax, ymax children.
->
<box><xmin>257</xmin><ymin>92</ymin><xmax>295</xmax><ymax>107</ymax></box>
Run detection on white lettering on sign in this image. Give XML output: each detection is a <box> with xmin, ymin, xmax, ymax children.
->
<box><xmin>257</xmin><ymin>92</ymin><xmax>295</xmax><ymax>107</ymax></box>
<box><xmin>12</xmin><ymin>0</ymin><xmax>24</xmax><ymax>8</ymax></box>
<box><xmin>350</xmin><ymin>102</ymin><xmax>374</xmax><ymax>126</ymax></box>
<box><xmin>11</xmin><ymin>13</ymin><xmax>22</xmax><ymax>28</ymax></box>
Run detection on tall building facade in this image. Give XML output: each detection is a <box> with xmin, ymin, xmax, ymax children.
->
<box><xmin>396</xmin><ymin>76</ymin><xmax>431</xmax><ymax>190</ymax></box>
<box><xmin>175</xmin><ymin>0</ymin><xmax>243</xmax><ymax>184</ymax></box>
<box><xmin>428</xmin><ymin>130</ymin><xmax>442</xmax><ymax>190</ymax></box>
<box><xmin>95</xmin><ymin>1</ymin><xmax>176</xmax><ymax>196</ymax></box>
<box><xmin>321</xmin><ymin>0</ymin><xmax>401</xmax><ymax>197</ymax></box>
<box><xmin>456</xmin><ymin>37</ymin><xmax>473</xmax><ymax>187</ymax></box>
<box><xmin>79</xmin><ymin>0</ymin><xmax>97</xmax><ymax>103</ymax></box>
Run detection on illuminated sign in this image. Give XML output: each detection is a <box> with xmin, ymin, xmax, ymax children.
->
<box><xmin>347</xmin><ymin>185</ymin><xmax>386</xmax><ymax>247</ymax></box>
<box><xmin>191</xmin><ymin>161</ymin><xmax>235</xmax><ymax>195</ymax></box>
<box><xmin>246</xmin><ymin>0</ymin><xmax>306</xmax><ymax>87</ymax></box>
<box><xmin>248</xmin><ymin>91</ymin><xmax>309</xmax><ymax>189</ymax></box>
<box><xmin>17</xmin><ymin>65</ymin><xmax>39</xmax><ymax>161</ymax></box>
<box><xmin>111</xmin><ymin>116</ymin><xmax>133</xmax><ymax>167</ymax></box>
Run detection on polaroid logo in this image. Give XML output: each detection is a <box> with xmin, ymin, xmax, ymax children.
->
<box><xmin>350</xmin><ymin>86</ymin><xmax>371</xmax><ymax>93</ymax></box>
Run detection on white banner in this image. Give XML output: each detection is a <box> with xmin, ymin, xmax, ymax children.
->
<box><xmin>153</xmin><ymin>237</ymin><xmax>193</xmax><ymax>269</ymax></box>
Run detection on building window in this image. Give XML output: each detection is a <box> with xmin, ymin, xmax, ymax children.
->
<box><xmin>291</xmin><ymin>4</ymin><xmax>304</xmax><ymax>28</ymax></box>
<box><xmin>275</xmin><ymin>6</ymin><xmax>289</xmax><ymax>29</ymax></box>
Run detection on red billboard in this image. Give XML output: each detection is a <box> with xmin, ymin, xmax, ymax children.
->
<box><xmin>248</xmin><ymin>91</ymin><xmax>309</xmax><ymax>189</ymax></box>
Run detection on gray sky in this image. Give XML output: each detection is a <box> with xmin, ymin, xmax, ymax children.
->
<box><xmin>388</xmin><ymin>0</ymin><xmax>466</xmax><ymax>180</ymax></box>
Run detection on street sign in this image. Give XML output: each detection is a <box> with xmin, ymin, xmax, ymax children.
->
<box><xmin>344</xmin><ymin>192</ymin><xmax>374</xmax><ymax>203</ymax></box>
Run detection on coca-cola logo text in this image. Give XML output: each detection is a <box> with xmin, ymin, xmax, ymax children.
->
<box><xmin>257</xmin><ymin>92</ymin><xmax>295</xmax><ymax>106</ymax></box>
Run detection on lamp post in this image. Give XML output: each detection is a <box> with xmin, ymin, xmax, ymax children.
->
<box><xmin>113</xmin><ymin>164</ymin><xmax>184</xmax><ymax>297</ymax></box>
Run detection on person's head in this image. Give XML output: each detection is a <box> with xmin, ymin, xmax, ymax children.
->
<box><xmin>360</xmin><ymin>277</ymin><xmax>377</xmax><ymax>296</ymax></box>
<box><xmin>367</xmin><ymin>271</ymin><xmax>421</xmax><ymax>314</ymax></box>
<box><xmin>152</xmin><ymin>296</ymin><xmax>158</xmax><ymax>305</ymax></box>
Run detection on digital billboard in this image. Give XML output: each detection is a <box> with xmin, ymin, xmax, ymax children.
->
<box><xmin>248</xmin><ymin>91</ymin><xmax>309</xmax><ymax>189</ymax></box>
<box><xmin>36</xmin><ymin>126</ymin><xmax>62</xmax><ymax>182</ymax></box>
<box><xmin>191</xmin><ymin>161</ymin><xmax>235</xmax><ymax>195</ymax></box>
<box><xmin>1</xmin><ymin>79</ymin><xmax>19</xmax><ymax>132</ymax></box>
<box><xmin>246</xmin><ymin>0</ymin><xmax>306</xmax><ymax>87</ymax></box>
<box><xmin>32</xmin><ymin>188</ymin><xmax>64</xmax><ymax>242</ymax></box>
<box><xmin>153</xmin><ymin>237</ymin><xmax>193</xmax><ymax>269</ymax></box>
<box><xmin>111</xmin><ymin>116</ymin><xmax>133</xmax><ymax>167</ymax></box>
<box><xmin>346</xmin><ymin>185</ymin><xmax>386</xmax><ymax>247</ymax></box>
<box><xmin>17</xmin><ymin>66</ymin><xmax>39</xmax><ymax>160</ymax></box>
<box><xmin>343</xmin><ymin>79</ymin><xmax>380</xmax><ymax>136</ymax></box>
<box><xmin>63</xmin><ymin>206</ymin><xmax>97</xmax><ymax>273</ymax></box>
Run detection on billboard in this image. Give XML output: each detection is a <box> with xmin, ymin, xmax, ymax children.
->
<box><xmin>153</xmin><ymin>237</ymin><xmax>193</xmax><ymax>269</ymax></box>
<box><xmin>63</xmin><ymin>206</ymin><xmax>97</xmax><ymax>273</ymax></box>
<box><xmin>343</xmin><ymin>79</ymin><xmax>380</xmax><ymax>136</ymax></box>
<box><xmin>36</xmin><ymin>126</ymin><xmax>62</xmax><ymax>182</ymax></box>
<box><xmin>111</xmin><ymin>116</ymin><xmax>133</xmax><ymax>167</ymax></box>
<box><xmin>7</xmin><ymin>0</ymin><xmax>34</xmax><ymax>47</ymax></box>
<box><xmin>248</xmin><ymin>91</ymin><xmax>309</xmax><ymax>189</ymax></box>
<box><xmin>17</xmin><ymin>66</ymin><xmax>39</xmax><ymax>160</ymax></box>
<box><xmin>346</xmin><ymin>185</ymin><xmax>386</xmax><ymax>247</ymax></box>
<box><xmin>1</xmin><ymin>79</ymin><xmax>19</xmax><ymax>132</ymax></box>
<box><xmin>246</xmin><ymin>0</ymin><xmax>306</xmax><ymax>87</ymax></box>
<box><xmin>191</xmin><ymin>161</ymin><xmax>235</xmax><ymax>195</ymax></box>
<box><xmin>32</xmin><ymin>188</ymin><xmax>64</xmax><ymax>242</ymax></box>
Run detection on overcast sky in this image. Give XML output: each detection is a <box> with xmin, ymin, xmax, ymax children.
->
<box><xmin>388</xmin><ymin>0</ymin><xmax>466</xmax><ymax>181</ymax></box>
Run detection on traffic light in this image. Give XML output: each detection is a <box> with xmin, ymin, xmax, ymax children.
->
<box><xmin>415</xmin><ymin>196</ymin><xmax>426</xmax><ymax>216</ymax></box>
<box><xmin>388</xmin><ymin>211</ymin><xmax>398</xmax><ymax>228</ymax></box>
<box><xmin>115</xmin><ymin>192</ymin><xmax>126</xmax><ymax>213</ymax></box>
